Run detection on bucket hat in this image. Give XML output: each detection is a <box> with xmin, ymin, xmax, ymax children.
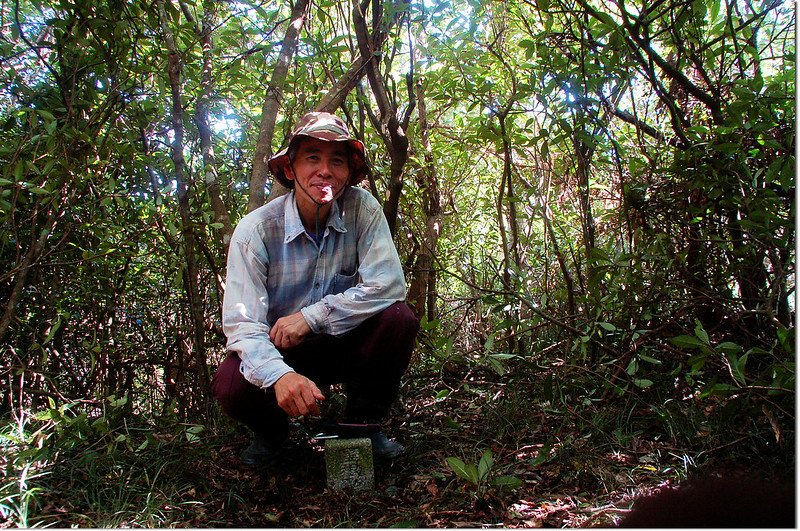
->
<box><xmin>268</xmin><ymin>112</ymin><xmax>369</xmax><ymax>189</ymax></box>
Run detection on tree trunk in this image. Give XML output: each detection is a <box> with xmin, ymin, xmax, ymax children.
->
<box><xmin>157</xmin><ymin>0</ymin><xmax>210</xmax><ymax>402</ymax></box>
<box><xmin>407</xmin><ymin>79</ymin><xmax>442</xmax><ymax>320</ymax></box>
<box><xmin>263</xmin><ymin>51</ymin><xmax>373</xmax><ymax>204</ymax></box>
<box><xmin>248</xmin><ymin>0</ymin><xmax>311</xmax><ymax>212</ymax></box>
<box><xmin>352</xmin><ymin>0</ymin><xmax>409</xmax><ymax>236</ymax></box>
<box><xmin>262</xmin><ymin>53</ymin><xmax>373</xmax><ymax>204</ymax></box>
<box><xmin>315</xmin><ymin>53</ymin><xmax>370</xmax><ymax>113</ymax></box>
<box><xmin>0</xmin><ymin>195</ymin><xmax>63</xmax><ymax>344</ymax></box>
<box><xmin>195</xmin><ymin>0</ymin><xmax>233</xmax><ymax>250</ymax></box>
<box><xmin>543</xmin><ymin>212</ymin><xmax>576</xmax><ymax>318</ymax></box>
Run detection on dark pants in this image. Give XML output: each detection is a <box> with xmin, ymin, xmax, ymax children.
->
<box><xmin>211</xmin><ymin>302</ymin><xmax>419</xmax><ymax>445</ymax></box>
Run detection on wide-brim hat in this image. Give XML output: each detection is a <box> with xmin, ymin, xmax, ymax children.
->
<box><xmin>267</xmin><ymin>111</ymin><xmax>369</xmax><ymax>189</ymax></box>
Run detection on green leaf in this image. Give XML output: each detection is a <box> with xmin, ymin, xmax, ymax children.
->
<box><xmin>638</xmin><ymin>354</ymin><xmax>662</xmax><ymax>365</ymax></box>
<box><xmin>42</xmin><ymin>314</ymin><xmax>62</xmax><ymax>345</ymax></box>
<box><xmin>688</xmin><ymin>353</ymin><xmax>709</xmax><ymax>373</ymax></box>
<box><xmin>107</xmin><ymin>395</ymin><xmax>128</xmax><ymax>408</ymax></box>
<box><xmin>484</xmin><ymin>335</ymin><xmax>494</xmax><ymax>351</ymax></box>
<box><xmin>693</xmin><ymin>320</ymin><xmax>710</xmax><ymax>344</ymax></box>
<box><xmin>519</xmin><ymin>39</ymin><xmax>536</xmax><ymax>60</ymax></box>
<box><xmin>37</xmin><ymin>109</ymin><xmax>56</xmax><ymax>122</ymax></box>
<box><xmin>444</xmin><ymin>417</ymin><xmax>462</xmax><ymax>430</ymax></box>
<box><xmin>626</xmin><ymin>358</ymin><xmax>638</xmax><ymax>375</ymax></box>
<box><xmin>185</xmin><ymin>424</ymin><xmax>204</xmax><ymax>443</ymax></box>
<box><xmin>716</xmin><ymin>342</ymin><xmax>743</xmax><ymax>355</ymax></box>
<box><xmin>530</xmin><ymin>444</ymin><xmax>552</xmax><ymax>466</ymax></box>
<box><xmin>419</xmin><ymin>316</ymin><xmax>441</xmax><ymax>332</ymax></box>
<box><xmin>478</xmin><ymin>450</ymin><xmax>493</xmax><ymax>481</ymax></box>
<box><xmin>671</xmin><ymin>335</ymin><xmax>706</xmax><ymax>349</ymax></box>
<box><xmin>487</xmin><ymin>356</ymin><xmax>507</xmax><ymax>376</ymax></box>
<box><xmin>493</xmin><ymin>475</ymin><xmax>523</xmax><ymax>488</ymax></box>
<box><xmin>390</xmin><ymin>520</ymin><xmax>420</xmax><ymax>528</ymax></box>
<box><xmin>446</xmin><ymin>457</ymin><xmax>480</xmax><ymax>485</ymax></box>
<box><xmin>633</xmin><ymin>378</ymin><xmax>653</xmax><ymax>389</ymax></box>
<box><xmin>595</xmin><ymin>11</ymin><xmax>618</xmax><ymax>29</ymax></box>
<box><xmin>13</xmin><ymin>161</ymin><xmax>24</xmax><ymax>180</ymax></box>
<box><xmin>709</xmin><ymin>0</ymin><xmax>721</xmax><ymax>21</ymax></box>
<box><xmin>727</xmin><ymin>351</ymin><xmax>749</xmax><ymax>386</ymax></box>
<box><xmin>702</xmin><ymin>383</ymin><xmax>738</xmax><ymax>396</ymax></box>
<box><xmin>776</xmin><ymin>328</ymin><xmax>793</xmax><ymax>353</ymax></box>
<box><xmin>28</xmin><ymin>186</ymin><xmax>51</xmax><ymax>195</ymax></box>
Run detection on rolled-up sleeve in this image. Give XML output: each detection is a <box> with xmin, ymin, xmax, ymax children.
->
<box><xmin>300</xmin><ymin>194</ymin><xmax>406</xmax><ymax>335</ymax></box>
<box><xmin>222</xmin><ymin>225</ymin><xmax>293</xmax><ymax>389</ymax></box>
<box><xmin>222</xmin><ymin>189</ymin><xmax>406</xmax><ymax>386</ymax></box>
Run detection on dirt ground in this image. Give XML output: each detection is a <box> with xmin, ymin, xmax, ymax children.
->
<box><xmin>179</xmin><ymin>375</ymin><xmax>686</xmax><ymax>528</ymax></box>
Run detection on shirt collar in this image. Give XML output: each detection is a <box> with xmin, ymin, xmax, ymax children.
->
<box><xmin>284</xmin><ymin>191</ymin><xmax>348</xmax><ymax>243</ymax></box>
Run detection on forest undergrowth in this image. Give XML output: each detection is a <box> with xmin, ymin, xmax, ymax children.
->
<box><xmin>1</xmin><ymin>0</ymin><xmax>795</xmax><ymax>527</ymax></box>
<box><xmin>2</xmin><ymin>353</ymin><xmax>792</xmax><ymax>528</ymax></box>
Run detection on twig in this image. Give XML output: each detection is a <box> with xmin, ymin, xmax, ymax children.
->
<box><xmin>694</xmin><ymin>436</ymin><xmax>750</xmax><ymax>460</ymax></box>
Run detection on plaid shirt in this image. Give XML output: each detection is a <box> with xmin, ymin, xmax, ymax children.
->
<box><xmin>222</xmin><ymin>187</ymin><xmax>406</xmax><ymax>389</ymax></box>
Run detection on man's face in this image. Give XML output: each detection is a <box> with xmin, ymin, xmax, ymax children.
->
<box><xmin>284</xmin><ymin>137</ymin><xmax>351</xmax><ymax>206</ymax></box>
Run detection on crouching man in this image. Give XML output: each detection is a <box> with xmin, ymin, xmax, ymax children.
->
<box><xmin>212</xmin><ymin>111</ymin><xmax>419</xmax><ymax>466</ymax></box>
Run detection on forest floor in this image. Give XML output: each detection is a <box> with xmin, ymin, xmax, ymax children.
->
<box><xmin>13</xmin><ymin>362</ymin><xmax>789</xmax><ymax>528</ymax></box>
<box><xmin>144</xmin><ymin>372</ymin><xmax>692</xmax><ymax>528</ymax></box>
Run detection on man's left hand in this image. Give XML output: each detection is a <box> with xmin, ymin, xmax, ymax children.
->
<box><xmin>270</xmin><ymin>311</ymin><xmax>312</xmax><ymax>349</ymax></box>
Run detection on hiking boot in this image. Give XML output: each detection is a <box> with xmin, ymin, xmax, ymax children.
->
<box><xmin>321</xmin><ymin>418</ymin><xmax>405</xmax><ymax>459</ymax></box>
<box><xmin>241</xmin><ymin>433</ymin><xmax>284</xmax><ymax>467</ymax></box>
<box><xmin>370</xmin><ymin>431</ymin><xmax>405</xmax><ymax>459</ymax></box>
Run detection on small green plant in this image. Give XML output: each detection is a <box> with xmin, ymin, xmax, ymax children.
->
<box><xmin>1</xmin><ymin>394</ymin><xmax>211</xmax><ymax>527</ymax></box>
<box><xmin>670</xmin><ymin>320</ymin><xmax>795</xmax><ymax>396</ymax></box>
<box><xmin>0</xmin><ymin>407</ymin><xmax>53</xmax><ymax>527</ymax></box>
<box><xmin>445</xmin><ymin>449</ymin><xmax>522</xmax><ymax>497</ymax></box>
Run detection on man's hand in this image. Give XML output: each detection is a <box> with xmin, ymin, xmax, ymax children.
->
<box><xmin>269</xmin><ymin>311</ymin><xmax>312</xmax><ymax>349</ymax></box>
<box><xmin>273</xmin><ymin>372</ymin><xmax>325</xmax><ymax>417</ymax></box>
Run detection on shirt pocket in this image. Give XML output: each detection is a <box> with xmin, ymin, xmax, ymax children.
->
<box><xmin>333</xmin><ymin>271</ymin><xmax>359</xmax><ymax>294</ymax></box>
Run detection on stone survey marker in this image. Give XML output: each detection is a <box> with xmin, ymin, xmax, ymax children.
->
<box><xmin>325</xmin><ymin>437</ymin><xmax>374</xmax><ymax>491</ymax></box>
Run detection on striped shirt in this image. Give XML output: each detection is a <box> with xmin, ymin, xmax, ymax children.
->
<box><xmin>222</xmin><ymin>187</ymin><xmax>406</xmax><ymax>389</ymax></box>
